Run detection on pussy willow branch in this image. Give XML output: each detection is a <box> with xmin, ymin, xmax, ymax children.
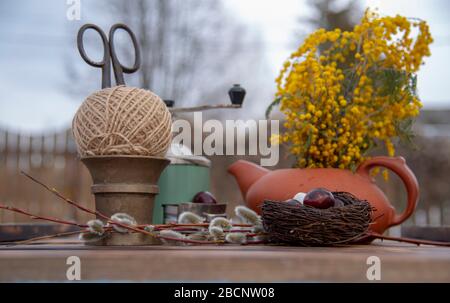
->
<box><xmin>2</xmin><ymin>229</ymin><xmax>87</xmax><ymax>246</ymax></box>
<box><xmin>162</xmin><ymin>227</ymin><xmax>254</xmax><ymax>232</ymax></box>
<box><xmin>0</xmin><ymin>186</ymin><xmax>255</xmax><ymax>246</ymax></box>
<box><xmin>20</xmin><ymin>171</ymin><xmax>219</xmax><ymax>245</ymax></box>
<box><xmin>166</xmin><ymin>227</ymin><xmax>259</xmax><ymax>235</ymax></box>
<box><xmin>0</xmin><ymin>204</ymin><xmax>87</xmax><ymax>228</ymax></box>
<box><xmin>21</xmin><ymin>171</ymin><xmax>150</xmax><ymax>234</ymax></box>
<box><xmin>154</xmin><ymin>223</ymin><xmax>253</xmax><ymax>229</ymax></box>
<box><xmin>369</xmin><ymin>232</ymin><xmax>450</xmax><ymax>247</ymax></box>
<box><xmin>21</xmin><ymin>171</ymin><xmax>97</xmax><ymax>216</ymax></box>
<box><xmin>21</xmin><ymin>170</ymin><xmax>255</xmax><ymax>246</ymax></box>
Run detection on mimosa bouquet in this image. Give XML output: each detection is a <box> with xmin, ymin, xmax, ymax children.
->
<box><xmin>269</xmin><ymin>10</ymin><xmax>433</xmax><ymax>173</ymax></box>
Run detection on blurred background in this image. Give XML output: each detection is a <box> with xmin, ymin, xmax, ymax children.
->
<box><xmin>0</xmin><ymin>0</ymin><xmax>449</xmax><ymax>232</ymax></box>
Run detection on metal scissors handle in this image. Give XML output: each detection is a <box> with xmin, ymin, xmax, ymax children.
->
<box><xmin>77</xmin><ymin>23</ymin><xmax>141</xmax><ymax>89</ymax></box>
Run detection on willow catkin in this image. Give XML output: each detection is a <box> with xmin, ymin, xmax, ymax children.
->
<box><xmin>209</xmin><ymin>217</ymin><xmax>232</xmax><ymax>230</ymax></box>
<box><xmin>225</xmin><ymin>232</ymin><xmax>247</xmax><ymax>244</ymax></box>
<box><xmin>87</xmin><ymin>219</ymin><xmax>105</xmax><ymax>236</ymax></box>
<box><xmin>72</xmin><ymin>86</ymin><xmax>172</xmax><ymax>157</ymax></box>
<box><xmin>110</xmin><ymin>213</ymin><xmax>137</xmax><ymax>233</ymax></box>
<box><xmin>178</xmin><ymin>211</ymin><xmax>205</xmax><ymax>224</ymax></box>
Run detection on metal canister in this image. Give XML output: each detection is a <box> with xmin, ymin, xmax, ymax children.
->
<box><xmin>152</xmin><ymin>144</ymin><xmax>211</xmax><ymax>224</ymax></box>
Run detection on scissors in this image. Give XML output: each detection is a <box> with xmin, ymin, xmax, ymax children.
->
<box><xmin>77</xmin><ymin>23</ymin><xmax>141</xmax><ymax>89</ymax></box>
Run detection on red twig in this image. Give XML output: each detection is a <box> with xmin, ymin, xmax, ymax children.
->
<box><xmin>245</xmin><ymin>233</ymin><xmax>260</xmax><ymax>237</ymax></box>
<box><xmin>167</xmin><ymin>227</ymin><xmax>255</xmax><ymax>233</ymax></box>
<box><xmin>21</xmin><ymin>171</ymin><xmax>97</xmax><ymax>216</ymax></box>
<box><xmin>21</xmin><ymin>171</ymin><xmax>150</xmax><ymax>234</ymax></box>
<box><xmin>369</xmin><ymin>232</ymin><xmax>450</xmax><ymax>247</ymax></box>
<box><xmin>227</xmin><ymin>229</ymin><xmax>254</xmax><ymax>233</ymax></box>
<box><xmin>154</xmin><ymin>223</ymin><xmax>253</xmax><ymax>228</ymax></box>
<box><xmin>2</xmin><ymin>229</ymin><xmax>87</xmax><ymax>246</ymax></box>
<box><xmin>0</xmin><ymin>204</ymin><xmax>87</xmax><ymax>228</ymax></box>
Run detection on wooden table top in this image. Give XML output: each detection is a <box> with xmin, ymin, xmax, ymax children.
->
<box><xmin>1</xmin><ymin>238</ymin><xmax>449</xmax><ymax>282</ymax></box>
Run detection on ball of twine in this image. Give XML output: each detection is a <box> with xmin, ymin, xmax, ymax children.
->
<box><xmin>72</xmin><ymin>86</ymin><xmax>172</xmax><ymax>157</ymax></box>
<box><xmin>262</xmin><ymin>192</ymin><xmax>373</xmax><ymax>246</ymax></box>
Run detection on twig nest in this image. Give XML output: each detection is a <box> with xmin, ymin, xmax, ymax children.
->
<box><xmin>262</xmin><ymin>192</ymin><xmax>372</xmax><ymax>246</ymax></box>
<box><xmin>72</xmin><ymin>86</ymin><xmax>172</xmax><ymax>157</ymax></box>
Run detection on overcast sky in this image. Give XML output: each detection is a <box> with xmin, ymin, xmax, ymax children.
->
<box><xmin>0</xmin><ymin>0</ymin><xmax>449</xmax><ymax>132</ymax></box>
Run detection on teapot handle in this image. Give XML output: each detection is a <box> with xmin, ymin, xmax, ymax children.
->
<box><xmin>356</xmin><ymin>156</ymin><xmax>419</xmax><ymax>227</ymax></box>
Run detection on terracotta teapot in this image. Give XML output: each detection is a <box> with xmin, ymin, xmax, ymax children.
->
<box><xmin>228</xmin><ymin>156</ymin><xmax>419</xmax><ymax>235</ymax></box>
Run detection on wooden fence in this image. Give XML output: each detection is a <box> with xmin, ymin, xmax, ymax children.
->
<box><xmin>0</xmin><ymin>129</ymin><xmax>94</xmax><ymax>224</ymax></box>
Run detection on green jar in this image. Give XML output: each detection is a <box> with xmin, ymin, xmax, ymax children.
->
<box><xmin>152</xmin><ymin>145</ymin><xmax>210</xmax><ymax>224</ymax></box>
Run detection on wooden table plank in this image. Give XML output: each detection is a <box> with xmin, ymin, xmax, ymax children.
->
<box><xmin>0</xmin><ymin>241</ymin><xmax>449</xmax><ymax>282</ymax></box>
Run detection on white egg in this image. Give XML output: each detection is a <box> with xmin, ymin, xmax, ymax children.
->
<box><xmin>293</xmin><ymin>192</ymin><xmax>306</xmax><ymax>204</ymax></box>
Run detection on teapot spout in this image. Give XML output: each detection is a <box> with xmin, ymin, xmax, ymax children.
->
<box><xmin>228</xmin><ymin>160</ymin><xmax>269</xmax><ymax>199</ymax></box>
